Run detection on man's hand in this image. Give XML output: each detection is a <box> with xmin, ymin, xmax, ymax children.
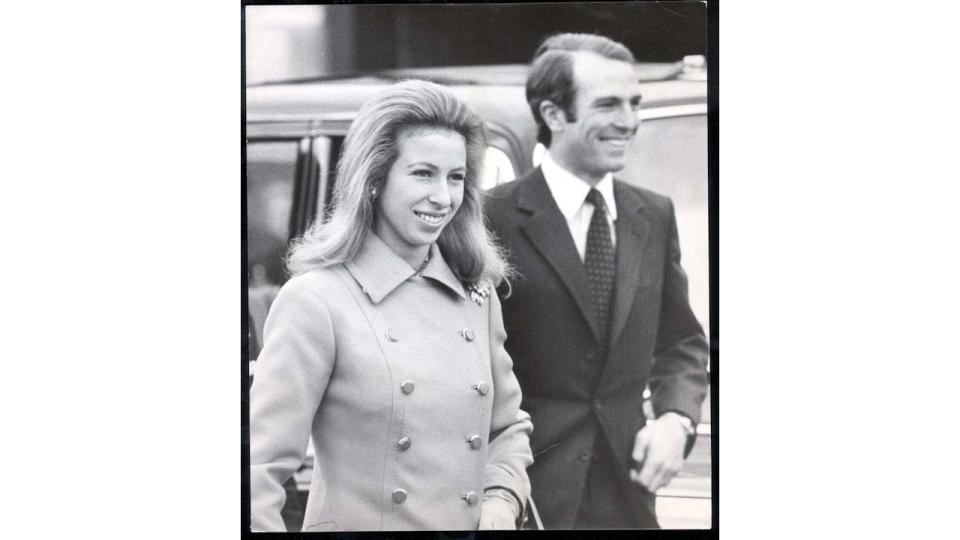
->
<box><xmin>629</xmin><ymin>413</ymin><xmax>689</xmax><ymax>492</ymax></box>
<box><xmin>478</xmin><ymin>494</ymin><xmax>518</xmax><ymax>530</ymax></box>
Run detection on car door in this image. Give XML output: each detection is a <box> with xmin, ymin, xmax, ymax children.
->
<box><xmin>245</xmin><ymin>117</ymin><xmax>347</xmax><ymax>359</ymax></box>
<box><xmin>620</xmin><ymin>104</ymin><xmax>712</xmax><ymax>529</ymax></box>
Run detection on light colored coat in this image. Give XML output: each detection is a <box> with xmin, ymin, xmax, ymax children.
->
<box><xmin>249</xmin><ymin>234</ymin><xmax>533</xmax><ymax>532</ymax></box>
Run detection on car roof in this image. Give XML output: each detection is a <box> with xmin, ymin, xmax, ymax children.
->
<box><xmin>246</xmin><ymin>62</ymin><xmax>706</xmax><ymax>121</ymax></box>
<box><xmin>245</xmin><ymin>62</ymin><xmax>707</xmax><ymax>175</ymax></box>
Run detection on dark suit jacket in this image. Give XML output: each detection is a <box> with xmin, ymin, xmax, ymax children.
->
<box><xmin>484</xmin><ymin>167</ymin><xmax>709</xmax><ymax>529</ymax></box>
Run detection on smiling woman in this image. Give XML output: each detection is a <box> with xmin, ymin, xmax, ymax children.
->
<box><xmin>286</xmin><ymin>80</ymin><xmax>508</xmax><ymax>286</ymax></box>
<box><xmin>249</xmin><ymin>80</ymin><xmax>533</xmax><ymax>532</ymax></box>
<box><xmin>374</xmin><ymin>127</ymin><xmax>467</xmax><ymax>270</ymax></box>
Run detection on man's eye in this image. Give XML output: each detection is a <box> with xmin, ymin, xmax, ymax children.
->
<box><xmin>630</xmin><ymin>98</ymin><xmax>642</xmax><ymax>109</ymax></box>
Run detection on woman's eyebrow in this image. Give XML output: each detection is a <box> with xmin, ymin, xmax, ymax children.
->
<box><xmin>406</xmin><ymin>162</ymin><xmax>466</xmax><ymax>171</ymax></box>
<box><xmin>405</xmin><ymin>161</ymin><xmax>438</xmax><ymax>169</ymax></box>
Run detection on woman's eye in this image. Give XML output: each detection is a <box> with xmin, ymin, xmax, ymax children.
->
<box><xmin>412</xmin><ymin>170</ymin><xmax>432</xmax><ymax>178</ymax></box>
<box><xmin>449</xmin><ymin>173</ymin><xmax>466</xmax><ymax>182</ymax></box>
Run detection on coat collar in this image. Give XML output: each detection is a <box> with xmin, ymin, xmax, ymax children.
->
<box><xmin>540</xmin><ymin>151</ymin><xmax>618</xmax><ymax>222</ymax></box>
<box><xmin>607</xmin><ymin>181</ymin><xmax>652</xmax><ymax>347</ymax></box>
<box><xmin>345</xmin><ymin>232</ymin><xmax>467</xmax><ymax>304</ymax></box>
<box><xmin>516</xmin><ymin>167</ymin><xmax>651</xmax><ymax>347</ymax></box>
<box><xmin>517</xmin><ymin>167</ymin><xmax>601</xmax><ymax>340</ymax></box>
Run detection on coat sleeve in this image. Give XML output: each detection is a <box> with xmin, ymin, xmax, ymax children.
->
<box><xmin>648</xmin><ymin>199</ymin><xmax>710</xmax><ymax>426</ymax></box>
<box><xmin>249</xmin><ymin>275</ymin><xmax>336</xmax><ymax>532</ymax></box>
<box><xmin>483</xmin><ymin>291</ymin><xmax>534</xmax><ymax>507</ymax></box>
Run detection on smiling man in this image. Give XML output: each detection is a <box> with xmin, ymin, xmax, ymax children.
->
<box><xmin>483</xmin><ymin>33</ymin><xmax>709</xmax><ymax>529</ymax></box>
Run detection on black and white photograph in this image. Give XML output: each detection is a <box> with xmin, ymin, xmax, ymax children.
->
<box><xmin>244</xmin><ymin>1</ymin><xmax>714</xmax><ymax>534</ymax></box>
<box><xmin>11</xmin><ymin>2</ymin><xmax>960</xmax><ymax>540</ymax></box>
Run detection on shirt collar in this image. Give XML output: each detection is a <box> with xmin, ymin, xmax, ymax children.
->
<box><xmin>541</xmin><ymin>151</ymin><xmax>618</xmax><ymax>220</ymax></box>
<box><xmin>345</xmin><ymin>232</ymin><xmax>467</xmax><ymax>304</ymax></box>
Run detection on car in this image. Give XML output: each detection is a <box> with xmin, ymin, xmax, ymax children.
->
<box><xmin>245</xmin><ymin>58</ymin><xmax>712</xmax><ymax>530</ymax></box>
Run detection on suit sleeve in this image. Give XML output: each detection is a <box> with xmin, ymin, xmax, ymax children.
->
<box><xmin>648</xmin><ymin>199</ymin><xmax>709</xmax><ymax>427</ymax></box>
<box><xmin>249</xmin><ymin>275</ymin><xmax>336</xmax><ymax>532</ymax></box>
<box><xmin>483</xmin><ymin>290</ymin><xmax>534</xmax><ymax>508</ymax></box>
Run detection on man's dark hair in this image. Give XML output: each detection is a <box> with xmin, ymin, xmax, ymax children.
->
<box><xmin>526</xmin><ymin>33</ymin><xmax>636</xmax><ymax>146</ymax></box>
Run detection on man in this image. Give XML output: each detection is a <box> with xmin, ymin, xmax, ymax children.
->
<box><xmin>484</xmin><ymin>33</ymin><xmax>709</xmax><ymax>529</ymax></box>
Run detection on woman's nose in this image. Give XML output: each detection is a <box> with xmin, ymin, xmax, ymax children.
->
<box><xmin>428</xmin><ymin>182</ymin><xmax>451</xmax><ymax>207</ymax></box>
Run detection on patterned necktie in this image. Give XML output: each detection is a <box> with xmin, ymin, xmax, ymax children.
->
<box><xmin>584</xmin><ymin>188</ymin><xmax>615</xmax><ymax>346</ymax></box>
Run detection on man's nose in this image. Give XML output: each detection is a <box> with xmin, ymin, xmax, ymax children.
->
<box><xmin>614</xmin><ymin>103</ymin><xmax>640</xmax><ymax>131</ymax></box>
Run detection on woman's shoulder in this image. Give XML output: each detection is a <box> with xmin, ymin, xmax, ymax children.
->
<box><xmin>273</xmin><ymin>264</ymin><xmax>351</xmax><ymax>308</ymax></box>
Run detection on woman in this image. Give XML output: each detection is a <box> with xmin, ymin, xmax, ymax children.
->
<box><xmin>249</xmin><ymin>80</ymin><xmax>533</xmax><ymax>532</ymax></box>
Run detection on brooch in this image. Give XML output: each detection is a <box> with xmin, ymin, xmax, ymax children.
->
<box><xmin>466</xmin><ymin>281</ymin><xmax>491</xmax><ymax>306</ymax></box>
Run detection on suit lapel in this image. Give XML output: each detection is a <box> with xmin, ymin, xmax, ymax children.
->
<box><xmin>518</xmin><ymin>169</ymin><xmax>602</xmax><ymax>341</ymax></box>
<box><xmin>607</xmin><ymin>181</ymin><xmax>651</xmax><ymax>348</ymax></box>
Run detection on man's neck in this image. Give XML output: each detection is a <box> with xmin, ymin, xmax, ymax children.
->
<box><xmin>545</xmin><ymin>151</ymin><xmax>604</xmax><ymax>187</ymax></box>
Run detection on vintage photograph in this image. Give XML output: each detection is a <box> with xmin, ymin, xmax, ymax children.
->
<box><xmin>244</xmin><ymin>1</ymin><xmax>714</xmax><ymax>533</ymax></box>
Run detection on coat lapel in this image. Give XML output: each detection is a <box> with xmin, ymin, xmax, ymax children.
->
<box><xmin>517</xmin><ymin>169</ymin><xmax>602</xmax><ymax>341</ymax></box>
<box><xmin>607</xmin><ymin>181</ymin><xmax>651</xmax><ymax>348</ymax></box>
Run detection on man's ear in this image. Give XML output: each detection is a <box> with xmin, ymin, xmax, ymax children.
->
<box><xmin>539</xmin><ymin>100</ymin><xmax>567</xmax><ymax>133</ymax></box>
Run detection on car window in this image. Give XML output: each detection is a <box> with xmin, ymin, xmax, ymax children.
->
<box><xmin>532</xmin><ymin>142</ymin><xmax>546</xmax><ymax>168</ymax></box>
<box><xmin>620</xmin><ymin>113</ymin><xmax>709</xmax><ymax>340</ymax></box>
<box><xmin>247</xmin><ymin>141</ymin><xmax>298</xmax><ymax>287</ymax></box>
<box><xmin>481</xmin><ymin>146</ymin><xmax>516</xmax><ymax>189</ymax></box>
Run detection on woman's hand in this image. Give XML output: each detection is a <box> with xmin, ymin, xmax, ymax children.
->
<box><xmin>478</xmin><ymin>495</ymin><xmax>518</xmax><ymax>530</ymax></box>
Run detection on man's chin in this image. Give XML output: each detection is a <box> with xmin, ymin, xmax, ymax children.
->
<box><xmin>593</xmin><ymin>151</ymin><xmax>628</xmax><ymax>170</ymax></box>
<box><xmin>602</xmin><ymin>160</ymin><xmax>627</xmax><ymax>173</ymax></box>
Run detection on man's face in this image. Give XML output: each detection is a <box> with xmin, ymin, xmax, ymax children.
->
<box><xmin>549</xmin><ymin>52</ymin><xmax>642</xmax><ymax>184</ymax></box>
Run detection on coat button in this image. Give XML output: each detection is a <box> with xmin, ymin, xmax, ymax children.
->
<box><xmin>397</xmin><ymin>437</ymin><xmax>411</xmax><ymax>451</ymax></box>
<box><xmin>593</xmin><ymin>399</ymin><xmax>603</xmax><ymax>412</ymax></box>
<box><xmin>385</xmin><ymin>329</ymin><xmax>399</xmax><ymax>342</ymax></box>
<box><xmin>467</xmin><ymin>434</ymin><xmax>482</xmax><ymax>449</ymax></box>
<box><xmin>462</xmin><ymin>491</ymin><xmax>479</xmax><ymax>505</ymax></box>
<box><xmin>392</xmin><ymin>488</ymin><xmax>407</xmax><ymax>504</ymax></box>
<box><xmin>578</xmin><ymin>450</ymin><xmax>591</xmax><ymax>462</ymax></box>
<box><xmin>585</xmin><ymin>348</ymin><xmax>596</xmax><ymax>361</ymax></box>
<box><xmin>460</xmin><ymin>328</ymin><xmax>475</xmax><ymax>342</ymax></box>
<box><xmin>401</xmin><ymin>380</ymin><xmax>415</xmax><ymax>394</ymax></box>
<box><xmin>473</xmin><ymin>381</ymin><xmax>490</xmax><ymax>396</ymax></box>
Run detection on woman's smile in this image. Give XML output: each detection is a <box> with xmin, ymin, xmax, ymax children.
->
<box><xmin>374</xmin><ymin>126</ymin><xmax>466</xmax><ymax>269</ymax></box>
<box><xmin>414</xmin><ymin>210</ymin><xmax>448</xmax><ymax>225</ymax></box>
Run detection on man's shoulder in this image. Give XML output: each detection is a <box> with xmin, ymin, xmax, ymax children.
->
<box><xmin>482</xmin><ymin>168</ymin><xmax>539</xmax><ymax>220</ymax></box>
<box><xmin>485</xmin><ymin>166</ymin><xmax>539</xmax><ymax>202</ymax></box>
<box><xmin>614</xmin><ymin>179</ymin><xmax>673</xmax><ymax>214</ymax></box>
<box><xmin>484</xmin><ymin>177</ymin><xmax>523</xmax><ymax>202</ymax></box>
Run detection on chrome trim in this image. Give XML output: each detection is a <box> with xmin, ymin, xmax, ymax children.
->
<box><xmin>312</xmin><ymin>136</ymin><xmax>332</xmax><ymax>215</ymax></box>
<box><xmin>249</xmin><ymin>103</ymin><xmax>708</xmax><ymax>126</ymax></box>
<box><xmin>246</xmin><ymin>112</ymin><xmax>354</xmax><ymax>123</ymax></box>
<box><xmin>639</xmin><ymin>103</ymin><xmax>708</xmax><ymax>120</ymax></box>
<box><xmin>246</xmin><ymin>115</ymin><xmax>354</xmax><ymax>139</ymax></box>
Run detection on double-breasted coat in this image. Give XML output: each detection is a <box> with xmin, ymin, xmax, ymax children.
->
<box><xmin>483</xmin><ymin>168</ymin><xmax>709</xmax><ymax>528</ymax></box>
<box><xmin>249</xmin><ymin>233</ymin><xmax>533</xmax><ymax>532</ymax></box>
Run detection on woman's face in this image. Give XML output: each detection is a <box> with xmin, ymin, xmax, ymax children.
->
<box><xmin>374</xmin><ymin>126</ymin><xmax>467</xmax><ymax>268</ymax></box>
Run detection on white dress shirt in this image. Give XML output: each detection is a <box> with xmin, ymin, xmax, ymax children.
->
<box><xmin>540</xmin><ymin>151</ymin><xmax>618</xmax><ymax>262</ymax></box>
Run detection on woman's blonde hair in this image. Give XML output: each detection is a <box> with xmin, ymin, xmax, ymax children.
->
<box><xmin>286</xmin><ymin>79</ymin><xmax>511</xmax><ymax>286</ymax></box>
